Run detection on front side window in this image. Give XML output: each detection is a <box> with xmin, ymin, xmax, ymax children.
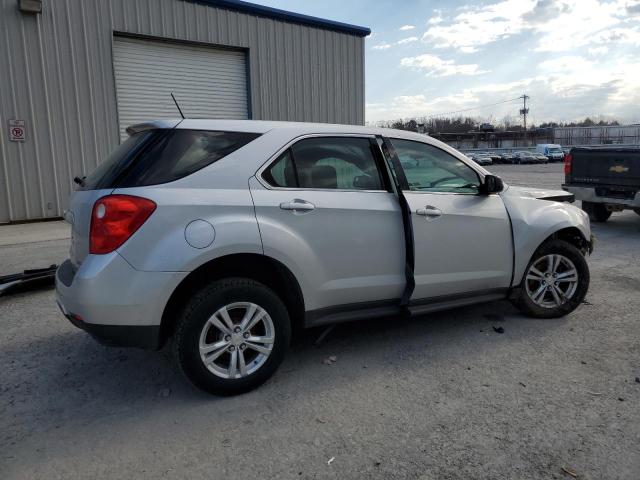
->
<box><xmin>262</xmin><ymin>137</ymin><xmax>385</xmax><ymax>191</ymax></box>
<box><xmin>390</xmin><ymin>139</ymin><xmax>481</xmax><ymax>194</ymax></box>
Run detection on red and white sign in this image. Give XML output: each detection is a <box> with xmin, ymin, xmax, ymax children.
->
<box><xmin>9</xmin><ymin>119</ymin><xmax>26</xmax><ymax>142</ymax></box>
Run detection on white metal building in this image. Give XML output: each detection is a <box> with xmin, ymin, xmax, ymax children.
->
<box><xmin>0</xmin><ymin>0</ymin><xmax>370</xmax><ymax>222</ymax></box>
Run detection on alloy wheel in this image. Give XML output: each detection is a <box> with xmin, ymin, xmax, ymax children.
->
<box><xmin>199</xmin><ymin>302</ymin><xmax>275</xmax><ymax>379</ymax></box>
<box><xmin>524</xmin><ymin>254</ymin><xmax>579</xmax><ymax>309</ymax></box>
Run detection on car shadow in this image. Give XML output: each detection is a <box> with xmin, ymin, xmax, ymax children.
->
<box><xmin>1</xmin><ymin>297</ymin><xmax>569</xmax><ymax>436</ymax></box>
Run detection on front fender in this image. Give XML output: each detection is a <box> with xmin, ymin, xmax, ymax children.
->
<box><xmin>501</xmin><ymin>194</ymin><xmax>591</xmax><ymax>285</ymax></box>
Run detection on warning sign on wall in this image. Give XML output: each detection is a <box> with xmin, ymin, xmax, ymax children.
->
<box><xmin>8</xmin><ymin>119</ymin><xmax>26</xmax><ymax>142</ymax></box>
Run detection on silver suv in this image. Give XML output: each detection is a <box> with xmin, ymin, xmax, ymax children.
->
<box><xmin>56</xmin><ymin>120</ymin><xmax>593</xmax><ymax>395</ymax></box>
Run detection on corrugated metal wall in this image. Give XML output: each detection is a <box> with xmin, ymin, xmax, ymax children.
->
<box><xmin>0</xmin><ymin>0</ymin><xmax>365</xmax><ymax>222</ymax></box>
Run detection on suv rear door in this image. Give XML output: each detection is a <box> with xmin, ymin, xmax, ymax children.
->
<box><xmin>387</xmin><ymin>137</ymin><xmax>513</xmax><ymax>300</ymax></box>
<box><xmin>249</xmin><ymin>135</ymin><xmax>405</xmax><ymax>313</ymax></box>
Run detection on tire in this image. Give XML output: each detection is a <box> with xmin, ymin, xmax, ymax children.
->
<box><xmin>174</xmin><ymin>278</ymin><xmax>291</xmax><ymax>395</ymax></box>
<box><xmin>582</xmin><ymin>201</ymin><xmax>611</xmax><ymax>222</ymax></box>
<box><xmin>634</xmin><ymin>208</ymin><xmax>640</xmax><ymax>216</ymax></box>
<box><xmin>512</xmin><ymin>239</ymin><xmax>590</xmax><ymax>319</ymax></box>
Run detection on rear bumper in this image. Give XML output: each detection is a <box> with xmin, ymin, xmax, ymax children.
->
<box><xmin>55</xmin><ymin>254</ymin><xmax>187</xmax><ymax>350</ymax></box>
<box><xmin>562</xmin><ymin>185</ymin><xmax>640</xmax><ymax>208</ymax></box>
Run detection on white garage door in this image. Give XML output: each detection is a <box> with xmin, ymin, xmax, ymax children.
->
<box><xmin>113</xmin><ymin>36</ymin><xmax>249</xmax><ymax>140</ymax></box>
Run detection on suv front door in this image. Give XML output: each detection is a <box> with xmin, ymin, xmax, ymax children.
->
<box><xmin>388</xmin><ymin>138</ymin><xmax>513</xmax><ymax>300</ymax></box>
<box><xmin>250</xmin><ymin>135</ymin><xmax>405</xmax><ymax>312</ymax></box>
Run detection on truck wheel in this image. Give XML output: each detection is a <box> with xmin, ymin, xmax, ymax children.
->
<box><xmin>582</xmin><ymin>201</ymin><xmax>611</xmax><ymax>222</ymax></box>
<box><xmin>174</xmin><ymin>278</ymin><xmax>291</xmax><ymax>395</ymax></box>
<box><xmin>512</xmin><ymin>239</ymin><xmax>589</xmax><ymax>319</ymax></box>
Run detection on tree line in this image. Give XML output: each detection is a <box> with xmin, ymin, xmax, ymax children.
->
<box><xmin>368</xmin><ymin>116</ymin><xmax>622</xmax><ymax>133</ymax></box>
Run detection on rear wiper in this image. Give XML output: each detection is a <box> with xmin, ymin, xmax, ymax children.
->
<box><xmin>73</xmin><ymin>176</ymin><xmax>86</xmax><ymax>187</ymax></box>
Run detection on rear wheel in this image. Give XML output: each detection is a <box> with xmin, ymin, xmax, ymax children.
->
<box><xmin>174</xmin><ymin>278</ymin><xmax>291</xmax><ymax>395</ymax></box>
<box><xmin>512</xmin><ymin>240</ymin><xmax>589</xmax><ymax>318</ymax></box>
<box><xmin>582</xmin><ymin>201</ymin><xmax>611</xmax><ymax>222</ymax></box>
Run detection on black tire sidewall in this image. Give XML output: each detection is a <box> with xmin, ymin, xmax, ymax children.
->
<box><xmin>514</xmin><ymin>240</ymin><xmax>590</xmax><ymax>319</ymax></box>
<box><xmin>582</xmin><ymin>201</ymin><xmax>611</xmax><ymax>222</ymax></box>
<box><xmin>175</xmin><ymin>278</ymin><xmax>291</xmax><ymax>395</ymax></box>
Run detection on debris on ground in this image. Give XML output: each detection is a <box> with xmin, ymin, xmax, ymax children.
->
<box><xmin>561</xmin><ymin>465</ymin><xmax>579</xmax><ymax>477</ymax></box>
<box><xmin>618</xmin><ymin>397</ymin><xmax>625</xmax><ymax>402</ymax></box>
<box><xmin>635</xmin><ymin>377</ymin><xmax>640</xmax><ymax>384</ymax></box>
<box><xmin>159</xmin><ymin>388</ymin><xmax>171</xmax><ymax>398</ymax></box>
<box><xmin>327</xmin><ymin>457</ymin><xmax>335</xmax><ymax>465</ymax></box>
<box><xmin>323</xmin><ymin>356</ymin><xmax>338</xmax><ymax>365</ymax></box>
<box><xmin>586</xmin><ymin>391</ymin><xmax>603</xmax><ymax>396</ymax></box>
<box><xmin>316</xmin><ymin>418</ymin><xmax>327</xmax><ymax>424</ymax></box>
<box><xmin>519</xmin><ymin>382</ymin><xmax>526</xmax><ymax>388</ymax></box>
<box><xmin>493</xmin><ymin>326</ymin><xmax>505</xmax><ymax>334</ymax></box>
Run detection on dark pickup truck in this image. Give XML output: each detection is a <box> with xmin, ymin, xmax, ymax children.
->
<box><xmin>562</xmin><ymin>147</ymin><xmax>640</xmax><ymax>222</ymax></box>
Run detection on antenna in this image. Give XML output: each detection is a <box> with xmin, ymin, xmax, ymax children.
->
<box><xmin>171</xmin><ymin>92</ymin><xmax>185</xmax><ymax>119</ymax></box>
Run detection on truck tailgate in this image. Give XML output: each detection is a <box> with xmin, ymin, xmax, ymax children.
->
<box><xmin>568</xmin><ymin>148</ymin><xmax>640</xmax><ymax>187</ymax></box>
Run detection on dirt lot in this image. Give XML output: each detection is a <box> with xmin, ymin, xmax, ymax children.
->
<box><xmin>1</xmin><ymin>163</ymin><xmax>639</xmax><ymax>479</ymax></box>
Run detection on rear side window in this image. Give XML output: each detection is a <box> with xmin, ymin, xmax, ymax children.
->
<box><xmin>81</xmin><ymin>129</ymin><xmax>260</xmax><ymax>189</ymax></box>
<box><xmin>262</xmin><ymin>137</ymin><xmax>385</xmax><ymax>191</ymax></box>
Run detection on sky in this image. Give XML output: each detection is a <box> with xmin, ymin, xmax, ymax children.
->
<box><xmin>258</xmin><ymin>0</ymin><xmax>640</xmax><ymax>126</ymax></box>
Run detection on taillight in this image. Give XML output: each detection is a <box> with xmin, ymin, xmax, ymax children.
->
<box><xmin>564</xmin><ymin>153</ymin><xmax>572</xmax><ymax>175</ymax></box>
<box><xmin>90</xmin><ymin>195</ymin><xmax>156</xmax><ymax>254</ymax></box>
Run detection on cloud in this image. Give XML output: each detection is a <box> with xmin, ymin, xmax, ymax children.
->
<box><xmin>423</xmin><ymin>0</ymin><xmax>536</xmax><ymax>52</ymax></box>
<box><xmin>522</xmin><ymin>0</ymin><xmax>570</xmax><ymax>24</ymax></box>
<box><xmin>421</xmin><ymin>0</ymin><xmax>634</xmax><ymax>53</ymax></box>
<box><xmin>399</xmin><ymin>25</ymin><xmax>415</xmax><ymax>31</ymax></box>
<box><xmin>627</xmin><ymin>1</ymin><xmax>640</xmax><ymax>15</ymax></box>
<box><xmin>588</xmin><ymin>46</ymin><xmax>609</xmax><ymax>56</ymax></box>
<box><xmin>372</xmin><ymin>42</ymin><xmax>392</xmax><ymax>51</ymax></box>
<box><xmin>400</xmin><ymin>54</ymin><xmax>490</xmax><ymax>77</ymax></box>
<box><xmin>397</xmin><ymin>36</ymin><xmax>418</xmax><ymax>45</ymax></box>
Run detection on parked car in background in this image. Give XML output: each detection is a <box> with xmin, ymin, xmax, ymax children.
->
<box><xmin>563</xmin><ymin>147</ymin><xmax>640</xmax><ymax>222</ymax></box>
<box><xmin>470</xmin><ymin>153</ymin><xmax>493</xmax><ymax>166</ymax></box>
<box><xmin>56</xmin><ymin>120</ymin><xmax>593</xmax><ymax>395</ymax></box>
<box><xmin>533</xmin><ymin>153</ymin><xmax>549</xmax><ymax>164</ymax></box>
<box><xmin>513</xmin><ymin>151</ymin><xmax>538</xmax><ymax>164</ymax></box>
<box><xmin>537</xmin><ymin>144</ymin><xmax>565</xmax><ymax>162</ymax></box>
<box><xmin>500</xmin><ymin>152</ymin><xmax>517</xmax><ymax>164</ymax></box>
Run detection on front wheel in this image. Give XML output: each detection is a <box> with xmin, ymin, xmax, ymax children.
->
<box><xmin>512</xmin><ymin>240</ymin><xmax>590</xmax><ymax>318</ymax></box>
<box><xmin>174</xmin><ymin>278</ymin><xmax>291</xmax><ymax>395</ymax></box>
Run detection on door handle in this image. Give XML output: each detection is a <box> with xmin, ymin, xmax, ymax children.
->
<box><xmin>416</xmin><ymin>205</ymin><xmax>442</xmax><ymax>219</ymax></box>
<box><xmin>279</xmin><ymin>199</ymin><xmax>316</xmax><ymax>212</ymax></box>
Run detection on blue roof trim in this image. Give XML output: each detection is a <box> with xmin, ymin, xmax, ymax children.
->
<box><xmin>185</xmin><ymin>0</ymin><xmax>371</xmax><ymax>37</ymax></box>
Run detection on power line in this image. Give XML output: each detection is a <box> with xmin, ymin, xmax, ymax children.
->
<box><xmin>424</xmin><ymin>96</ymin><xmax>523</xmax><ymax>119</ymax></box>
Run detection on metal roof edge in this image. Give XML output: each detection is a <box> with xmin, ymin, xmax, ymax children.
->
<box><xmin>184</xmin><ymin>0</ymin><xmax>371</xmax><ymax>37</ymax></box>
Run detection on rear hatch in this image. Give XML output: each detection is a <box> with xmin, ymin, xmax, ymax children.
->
<box><xmin>66</xmin><ymin>125</ymin><xmax>261</xmax><ymax>267</ymax></box>
<box><xmin>68</xmin><ymin>130</ymin><xmax>155</xmax><ymax>268</ymax></box>
<box><xmin>567</xmin><ymin>148</ymin><xmax>640</xmax><ymax>188</ymax></box>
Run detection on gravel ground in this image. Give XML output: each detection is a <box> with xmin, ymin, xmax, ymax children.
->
<box><xmin>1</xmin><ymin>163</ymin><xmax>639</xmax><ymax>479</ymax></box>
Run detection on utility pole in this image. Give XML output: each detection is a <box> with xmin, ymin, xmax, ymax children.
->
<box><xmin>519</xmin><ymin>94</ymin><xmax>529</xmax><ymax>130</ymax></box>
<box><xmin>519</xmin><ymin>94</ymin><xmax>529</xmax><ymax>146</ymax></box>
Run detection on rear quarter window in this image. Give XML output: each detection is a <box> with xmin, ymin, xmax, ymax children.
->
<box><xmin>81</xmin><ymin>129</ymin><xmax>261</xmax><ymax>189</ymax></box>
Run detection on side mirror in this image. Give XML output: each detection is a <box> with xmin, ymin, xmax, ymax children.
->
<box><xmin>481</xmin><ymin>174</ymin><xmax>504</xmax><ymax>194</ymax></box>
